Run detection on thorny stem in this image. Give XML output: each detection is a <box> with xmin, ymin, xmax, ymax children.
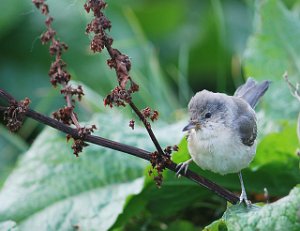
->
<box><xmin>0</xmin><ymin>88</ymin><xmax>239</xmax><ymax>204</ymax></box>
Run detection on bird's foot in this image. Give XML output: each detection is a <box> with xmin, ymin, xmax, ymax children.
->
<box><xmin>239</xmin><ymin>190</ymin><xmax>252</xmax><ymax>207</ymax></box>
<box><xmin>175</xmin><ymin>159</ymin><xmax>192</xmax><ymax>177</ymax></box>
<box><xmin>238</xmin><ymin>171</ymin><xmax>251</xmax><ymax>207</ymax></box>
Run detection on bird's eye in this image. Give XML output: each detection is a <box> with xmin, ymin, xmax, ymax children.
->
<box><xmin>205</xmin><ymin>112</ymin><xmax>211</xmax><ymax>118</ymax></box>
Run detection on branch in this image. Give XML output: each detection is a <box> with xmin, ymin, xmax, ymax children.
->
<box><xmin>104</xmin><ymin>38</ymin><xmax>164</xmax><ymax>156</ymax></box>
<box><xmin>128</xmin><ymin>101</ymin><xmax>164</xmax><ymax>156</ymax></box>
<box><xmin>283</xmin><ymin>72</ymin><xmax>300</xmax><ymax>102</ymax></box>
<box><xmin>32</xmin><ymin>0</ymin><xmax>95</xmax><ymax>157</ymax></box>
<box><xmin>84</xmin><ymin>1</ymin><xmax>165</xmax><ymax>158</ymax></box>
<box><xmin>0</xmin><ymin>88</ymin><xmax>239</xmax><ymax>204</ymax></box>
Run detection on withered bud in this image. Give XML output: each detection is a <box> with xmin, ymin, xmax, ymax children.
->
<box><xmin>129</xmin><ymin>120</ymin><xmax>135</xmax><ymax>130</ymax></box>
<box><xmin>4</xmin><ymin>97</ymin><xmax>31</xmax><ymax>132</ymax></box>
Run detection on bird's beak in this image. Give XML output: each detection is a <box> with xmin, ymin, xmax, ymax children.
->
<box><xmin>182</xmin><ymin>120</ymin><xmax>198</xmax><ymax>132</ymax></box>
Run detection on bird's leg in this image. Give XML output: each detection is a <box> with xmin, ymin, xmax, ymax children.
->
<box><xmin>176</xmin><ymin>158</ymin><xmax>193</xmax><ymax>177</ymax></box>
<box><xmin>238</xmin><ymin>171</ymin><xmax>251</xmax><ymax>207</ymax></box>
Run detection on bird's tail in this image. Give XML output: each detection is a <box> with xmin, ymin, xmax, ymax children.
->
<box><xmin>234</xmin><ymin>78</ymin><xmax>270</xmax><ymax>108</ymax></box>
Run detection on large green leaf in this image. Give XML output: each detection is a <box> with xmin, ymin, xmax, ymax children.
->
<box><xmin>19</xmin><ymin>178</ymin><xmax>144</xmax><ymax>231</ymax></box>
<box><xmin>243</xmin><ymin>0</ymin><xmax>300</xmax><ymax>119</ymax></box>
<box><xmin>204</xmin><ymin>185</ymin><xmax>300</xmax><ymax>230</ymax></box>
<box><xmin>0</xmin><ymin>111</ymin><xmax>184</xmax><ymax>230</ymax></box>
<box><xmin>0</xmin><ymin>221</ymin><xmax>18</xmax><ymax>231</ymax></box>
<box><xmin>0</xmin><ymin>125</ymin><xmax>28</xmax><ymax>188</ymax></box>
<box><xmin>111</xmin><ymin>139</ymin><xmax>213</xmax><ymax>230</ymax></box>
<box><xmin>0</xmin><ymin>0</ymin><xmax>28</xmax><ymax>38</ymax></box>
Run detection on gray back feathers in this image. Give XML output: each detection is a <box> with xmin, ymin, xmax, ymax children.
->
<box><xmin>234</xmin><ymin>78</ymin><xmax>270</xmax><ymax>108</ymax></box>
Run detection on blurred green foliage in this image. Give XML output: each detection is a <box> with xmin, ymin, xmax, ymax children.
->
<box><xmin>0</xmin><ymin>0</ymin><xmax>300</xmax><ymax>230</ymax></box>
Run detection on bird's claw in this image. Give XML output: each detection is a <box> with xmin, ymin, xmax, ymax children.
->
<box><xmin>238</xmin><ymin>171</ymin><xmax>251</xmax><ymax>207</ymax></box>
<box><xmin>239</xmin><ymin>190</ymin><xmax>252</xmax><ymax>207</ymax></box>
<box><xmin>175</xmin><ymin>159</ymin><xmax>192</xmax><ymax>177</ymax></box>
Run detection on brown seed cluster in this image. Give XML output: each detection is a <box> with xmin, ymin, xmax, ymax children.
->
<box><xmin>141</xmin><ymin>107</ymin><xmax>159</xmax><ymax>122</ymax></box>
<box><xmin>52</xmin><ymin>106</ymin><xmax>77</xmax><ymax>126</ymax></box>
<box><xmin>85</xmin><ymin>0</ymin><xmax>111</xmax><ymax>53</ymax></box>
<box><xmin>77</xmin><ymin>125</ymin><xmax>97</xmax><ymax>138</ymax></box>
<box><xmin>149</xmin><ymin>145</ymin><xmax>179</xmax><ymax>187</ymax></box>
<box><xmin>32</xmin><ymin>0</ymin><xmax>48</xmax><ymax>14</ymax></box>
<box><xmin>48</xmin><ymin>59</ymin><xmax>70</xmax><ymax>87</ymax></box>
<box><xmin>52</xmin><ymin>85</ymin><xmax>85</xmax><ymax>129</ymax></box>
<box><xmin>103</xmin><ymin>86</ymin><xmax>131</xmax><ymax>107</ymax></box>
<box><xmin>33</xmin><ymin>0</ymin><xmax>71</xmax><ymax>88</ymax></box>
<box><xmin>84</xmin><ymin>0</ymin><xmax>176</xmax><ymax>187</ymax></box>
<box><xmin>61</xmin><ymin>85</ymin><xmax>84</xmax><ymax>102</ymax></box>
<box><xmin>33</xmin><ymin>0</ymin><xmax>96</xmax><ymax>156</ymax></box>
<box><xmin>4</xmin><ymin>98</ymin><xmax>31</xmax><ymax>132</ymax></box>
<box><xmin>32</xmin><ymin>0</ymin><xmax>83</xmax><ymax>103</ymax></box>
<box><xmin>66</xmin><ymin>125</ymin><xmax>97</xmax><ymax>157</ymax></box>
<box><xmin>84</xmin><ymin>0</ymin><xmax>139</xmax><ymax>108</ymax></box>
<box><xmin>104</xmin><ymin>51</ymin><xmax>139</xmax><ymax>107</ymax></box>
<box><xmin>129</xmin><ymin>119</ymin><xmax>135</xmax><ymax>130</ymax></box>
<box><xmin>70</xmin><ymin>139</ymin><xmax>88</xmax><ymax>157</ymax></box>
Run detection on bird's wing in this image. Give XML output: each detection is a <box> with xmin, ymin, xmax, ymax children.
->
<box><xmin>237</xmin><ymin>114</ymin><xmax>257</xmax><ymax>146</ymax></box>
<box><xmin>232</xmin><ymin>98</ymin><xmax>257</xmax><ymax>147</ymax></box>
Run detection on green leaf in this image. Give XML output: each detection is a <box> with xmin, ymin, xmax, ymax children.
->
<box><xmin>20</xmin><ymin>178</ymin><xmax>144</xmax><ymax>231</ymax></box>
<box><xmin>111</xmin><ymin>138</ymin><xmax>212</xmax><ymax>230</ymax></box>
<box><xmin>0</xmin><ymin>0</ymin><xmax>28</xmax><ymax>38</ymax></box>
<box><xmin>205</xmin><ymin>185</ymin><xmax>300</xmax><ymax>230</ymax></box>
<box><xmin>225</xmin><ymin>185</ymin><xmax>300</xmax><ymax>230</ymax></box>
<box><xmin>0</xmin><ymin>111</ymin><xmax>184</xmax><ymax>230</ymax></box>
<box><xmin>128</xmin><ymin>1</ymin><xmax>186</xmax><ymax>40</ymax></box>
<box><xmin>0</xmin><ymin>125</ymin><xmax>28</xmax><ymax>188</ymax></box>
<box><xmin>165</xmin><ymin>220</ymin><xmax>197</xmax><ymax>231</ymax></box>
<box><xmin>243</xmin><ymin>0</ymin><xmax>300</xmax><ymax>119</ymax></box>
<box><xmin>0</xmin><ymin>221</ymin><xmax>18</xmax><ymax>231</ymax></box>
<box><xmin>252</xmin><ymin>122</ymin><xmax>298</xmax><ymax>166</ymax></box>
<box><xmin>203</xmin><ymin>219</ymin><xmax>227</xmax><ymax>231</ymax></box>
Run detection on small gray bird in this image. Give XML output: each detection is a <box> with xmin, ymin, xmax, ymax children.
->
<box><xmin>177</xmin><ymin>78</ymin><xmax>270</xmax><ymax>205</ymax></box>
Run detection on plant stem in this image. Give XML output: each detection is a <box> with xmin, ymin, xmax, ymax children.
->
<box><xmin>0</xmin><ymin>88</ymin><xmax>239</xmax><ymax>204</ymax></box>
<box><xmin>103</xmin><ymin>39</ymin><xmax>165</xmax><ymax>157</ymax></box>
<box><xmin>128</xmin><ymin>101</ymin><xmax>165</xmax><ymax>155</ymax></box>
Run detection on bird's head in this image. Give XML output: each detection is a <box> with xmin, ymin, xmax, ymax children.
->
<box><xmin>183</xmin><ymin>90</ymin><xmax>230</xmax><ymax>133</ymax></box>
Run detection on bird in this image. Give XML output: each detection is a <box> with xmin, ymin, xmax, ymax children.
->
<box><xmin>176</xmin><ymin>78</ymin><xmax>270</xmax><ymax>206</ymax></box>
